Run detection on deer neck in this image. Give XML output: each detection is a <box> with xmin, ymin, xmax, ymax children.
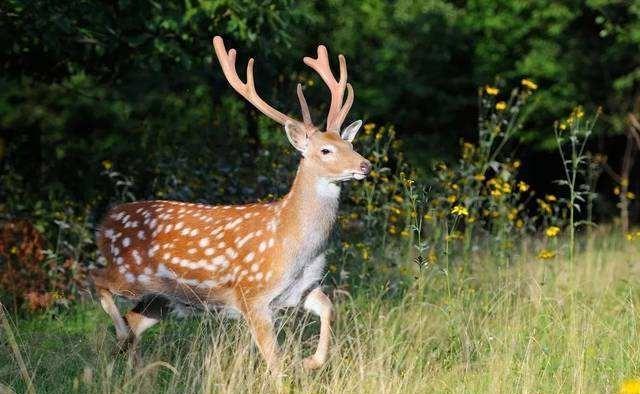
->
<box><xmin>278</xmin><ymin>158</ymin><xmax>340</xmax><ymax>255</ymax></box>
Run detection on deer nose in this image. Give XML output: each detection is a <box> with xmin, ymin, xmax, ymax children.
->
<box><xmin>360</xmin><ymin>160</ymin><xmax>372</xmax><ymax>175</ymax></box>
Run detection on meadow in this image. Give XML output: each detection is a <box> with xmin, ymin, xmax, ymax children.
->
<box><xmin>2</xmin><ymin>230</ymin><xmax>640</xmax><ymax>393</ymax></box>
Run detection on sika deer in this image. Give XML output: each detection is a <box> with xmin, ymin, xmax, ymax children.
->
<box><xmin>92</xmin><ymin>36</ymin><xmax>370</xmax><ymax>372</ymax></box>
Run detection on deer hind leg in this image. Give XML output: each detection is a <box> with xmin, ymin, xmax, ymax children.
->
<box><xmin>98</xmin><ymin>288</ymin><xmax>131</xmax><ymax>350</ymax></box>
<box><xmin>302</xmin><ymin>287</ymin><xmax>334</xmax><ymax>370</ymax></box>
<box><xmin>124</xmin><ymin>296</ymin><xmax>170</xmax><ymax>364</ymax></box>
<box><xmin>242</xmin><ymin>304</ymin><xmax>281</xmax><ymax>374</ymax></box>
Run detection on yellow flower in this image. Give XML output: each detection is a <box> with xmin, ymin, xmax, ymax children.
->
<box><xmin>537</xmin><ymin>199</ymin><xmax>552</xmax><ymax>215</ymax></box>
<box><xmin>101</xmin><ymin>160</ymin><xmax>113</xmax><ymax>170</ymax></box>
<box><xmin>515</xmin><ymin>219</ymin><xmax>524</xmax><ymax>228</ymax></box>
<box><xmin>622</xmin><ymin>178</ymin><xmax>629</xmax><ymax>187</ymax></box>
<box><xmin>451</xmin><ymin>205</ymin><xmax>469</xmax><ymax>216</ymax></box>
<box><xmin>495</xmin><ymin>101</ymin><xmax>507</xmax><ymax>111</ymax></box>
<box><xmin>620</xmin><ymin>379</ymin><xmax>640</xmax><ymax>394</ymax></box>
<box><xmin>491</xmin><ymin>189</ymin><xmax>503</xmax><ymax>197</ymax></box>
<box><xmin>393</xmin><ymin>195</ymin><xmax>404</xmax><ymax>204</ymax></box>
<box><xmin>388</xmin><ymin>226</ymin><xmax>397</xmax><ymax>235</ymax></box>
<box><xmin>362</xmin><ymin>248</ymin><xmax>370</xmax><ymax>260</ymax></box>
<box><xmin>423</xmin><ymin>213</ymin><xmax>433</xmax><ymax>222</ymax></box>
<box><xmin>545</xmin><ymin>194</ymin><xmax>557</xmax><ymax>202</ymax></box>
<box><xmin>513</xmin><ymin>160</ymin><xmax>521</xmax><ymax>169</ymax></box>
<box><xmin>518</xmin><ymin>181</ymin><xmax>529</xmax><ymax>192</ymax></box>
<box><xmin>521</xmin><ymin>78</ymin><xmax>538</xmax><ymax>90</ymax></box>
<box><xmin>545</xmin><ymin>226</ymin><xmax>560</xmax><ymax>238</ymax></box>
<box><xmin>364</xmin><ymin>123</ymin><xmax>376</xmax><ymax>135</ymax></box>
<box><xmin>447</xmin><ymin>195</ymin><xmax>458</xmax><ymax>203</ymax></box>
<box><xmin>400</xmin><ymin>230</ymin><xmax>410</xmax><ymax>237</ymax></box>
<box><xmin>614</xmin><ymin>187</ymin><xmax>621</xmax><ymax>196</ymax></box>
<box><xmin>537</xmin><ymin>249</ymin><xmax>556</xmax><ymax>260</ymax></box>
<box><xmin>474</xmin><ymin>174</ymin><xmax>486</xmax><ymax>181</ymax></box>
<box><xmin>627</xmin><ymin>192</ymin><xmax>636</xmax><ymax>200</ymax></box>
<box><xmin>485</xmin><ymin>85</ymin><xmax>499</xmax><ymax>95</ymax></box>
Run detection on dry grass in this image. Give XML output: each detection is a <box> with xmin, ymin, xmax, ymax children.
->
<box><xmin>1</xmin><ymin>234</ymin><xmax>640</xmax><ymax>393</ymax></box>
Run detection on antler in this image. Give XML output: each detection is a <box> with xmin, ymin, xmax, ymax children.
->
<box><xmin>213</xmin><ymin>36</ymin><xmax>303</xmax><ymax>127</ymax></box>
<box><xmin>303</xmin><ymin>45</ymin><xmax>354</xmax><ymax>132</ymax></box>
<box><xmin>213</xmin><ymin>36</ymin><xmax>354</xmax><ymax>133</ymax></box>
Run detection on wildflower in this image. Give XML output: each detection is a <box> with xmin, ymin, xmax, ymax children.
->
<box><xmin>620</xmin><ymin>379</ymin><xmax>640</xmax><ymax>394</ymax></box>
<box><xmin>614</xmin><ymin>187</ymin><xmax>621</xmax><ymax>196</ymax></box>
<box><xmin>628</xmin><ymin>192</ymin><xmax>636</xmax><ymax>200</ymax></box>
<box><xmin>364</xmin><ymin>123</ymin><xmax>376</xmax><ymax>135</ymax></box>
<box><xmin>513</xmin><ymin>160</ymin><xmax>521</xmax><ymax>169</ymax></box>
<box><xmin>451</xmin><ymin>205</ymin><xmax>469</xmax><ymax>216</ymax></box>
<box><xmin>400</xmin><ymin>230</ymin><xmax>410</xmax><ymax>237</ymax></box>
<box><xmin>622</xmin><ymin>178</ymin><xmax>629</xmax><ymax>187</ymax></box>
<box><xmin>571</xmin><ymin>106</ymin><xmax>584</xmax><ymax>119</ymax></box>
<box><xmin>362</xmin><ymin>248</ymin><xmax>370</xmax><ymax>260</ymax></box>
<box><xmin>491</xmin><ymin>189</ymin><xmax>503</xmax><ymax>197</ymax></box>
<box><xmin>447</xmin><ymin>195</ymin><xmax>458</xmax><ymax>203</ymax></box>
<box><xmin>388</xmin><ymin>226</ymin><xmax>397</xmax><ymax>235</ymax></box>
<box><xmin>516</xmin><ymin>219</ymin><xmax>524</xmax><ymax>228</ymax></box>
<box><xmin>423</xmin><ymin>213</ymin><xmax>433</xmax><ymax>222</ymax></box>
<box><xmin>545</xmin><ymin>194</ymin><xmax>557</xmax><ymax>202</ymax></box>
<box><xmin>545</xmin><ymin>226</ymin><xmax>561</xmax><ymax>238</ymax></box>
<box><xmin>485</xmin><ymin>85</ymin><xmax>499</xmax><ymax>95</ymax></box>
<box><xmin>537</xmin><ymin>199</ymin><xmax>552</xmax><ymax>215</ymax></box>
<box><xmin>518</xmin><ymin>181</ymin><xmax>529</xmax><ymax>192</ymax></box>
<box><xmin>393</xmin><ymin>195</ymin><xmax>404</xmax><ymax>204</ymax></box>
<box><xmin>537</xmin><ymin>249</ymin><xmax>556</xmax><ymax>260</ymax></box>
<box><xmin>495</xmin><ymin>101</ymin><xmax>507</xmax><ymax>111</ymax></box>
<box><xmin>468</xmin><ymin>216</ymin><xmax>476</xmax><ymax>223</ymax></box>
<box><xmin>474</xmin><ymin>174</ymin><xmax>486</xmax><ymax>181</ymax></box>
<box><xmin>521</xmin><ymin>78</ymin><xmax>538</xmax><ymax>90</ymax></box>
<box><xmin>101</xmin><ymin>160</ymin><xmax>113</xmax><ymax>170</ymax></box>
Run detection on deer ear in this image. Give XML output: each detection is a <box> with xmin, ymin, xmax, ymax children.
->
<box><xmin>285</xmin><ymin>121</ymin><xmax>310</xmax><ymax>153</ymax></box>
<box><xmin>341</xmin><ymin>120</ymin><xmax>362</xmax><ymax>143</ymax></box>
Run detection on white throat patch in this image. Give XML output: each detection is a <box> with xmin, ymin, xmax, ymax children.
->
<box><xmin>315</xmin><ymin>178</ymin><xmax>341</xmax><ymax>199</ymax></box>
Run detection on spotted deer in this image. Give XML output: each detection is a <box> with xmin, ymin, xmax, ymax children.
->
<box><xmin>92</xmin><ymin>36</ymin><xmax>371</xmax><ymax>372</ymax></box>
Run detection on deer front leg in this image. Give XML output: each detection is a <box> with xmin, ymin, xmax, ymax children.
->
<box><xmin>243</xmin><ymin>305</ymin><xmax>281</xmax><ymax>374</ymax></box>
<box><xmin>302</xmin><ymin>287</ymin><xmax>334</xmax><ymax>370</ymax></box>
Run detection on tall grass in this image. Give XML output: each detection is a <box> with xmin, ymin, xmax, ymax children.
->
<box><xmin>2</xmin><ymin>230</ymin><xmax>639</xmax><ymax>393</ymax></box>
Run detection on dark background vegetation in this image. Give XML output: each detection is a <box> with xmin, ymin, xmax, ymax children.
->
<box><xmin>1</xmin><ymin>0</ymin><xmax>639</xmax><ymax>311</ymax></box>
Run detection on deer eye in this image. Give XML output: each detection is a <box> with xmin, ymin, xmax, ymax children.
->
<box><xmin>321</xmin><ymin>148</ymin><xmax>331</xmax><ymax>155</ymax></box>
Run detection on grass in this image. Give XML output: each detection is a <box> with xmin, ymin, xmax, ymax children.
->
<box><xmin>1</xmin><ymin>232</ymin><xmax>640</xmax><ymax>393</ymax></box>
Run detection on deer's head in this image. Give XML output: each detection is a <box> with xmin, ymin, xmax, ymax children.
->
<box><xmin>213</xmin><ymin>37</ymin><xmax>371</xmax><ymax>183</ymax></box>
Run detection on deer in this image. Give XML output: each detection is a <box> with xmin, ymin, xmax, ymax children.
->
<box><xmin>91</xmin><ymin>35</ymin><xmax>371</xmax><ymax>373</ymax></box>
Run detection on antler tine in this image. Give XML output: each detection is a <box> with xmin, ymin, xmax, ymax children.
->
<box><xmin>333</xmin><ymin>83</ymin><xmax>354</xmax><ymax>132</ymax></box>
<box><xmin>303</xmin><ymin>45</ymin><xmax>350</xmax><ymax>132</ymax></box>
<box><xmin>296</xmin><ymin>84</ymin><xmax>313</xmax><ymax>126</ymax></box>
<box><xmin>213</xmin><ymin>36</ymin><xmax>299</xmax><ymax>126</ymax></box>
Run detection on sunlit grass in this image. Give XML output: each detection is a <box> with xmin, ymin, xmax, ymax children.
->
<box><xmin>2</xmin><ymin>232</ymin><xmax>640</xmax><ymax>393</ymax></box>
